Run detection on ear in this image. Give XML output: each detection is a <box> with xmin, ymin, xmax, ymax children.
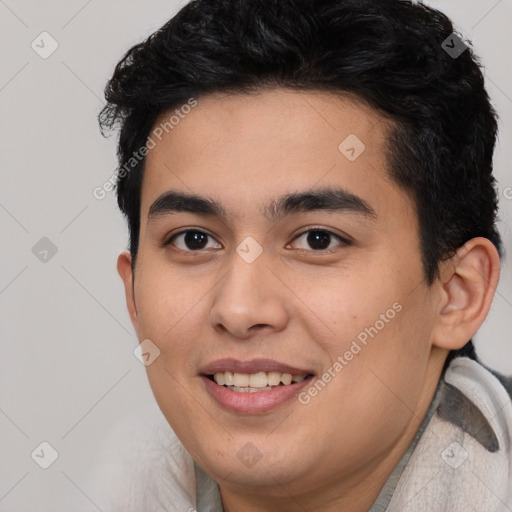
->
<box><xmin>117</xmin><ymin>250</ymin><xmax>139</xmax><ymax>336</ymax></box>
<box><xmin>432</xmin><ymin>237</ymin><xmax>500</xmax><ymax>350</ymax></box>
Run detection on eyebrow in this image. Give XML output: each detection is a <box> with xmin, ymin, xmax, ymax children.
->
<box><xmin>147</xmin><ymin>187</ymin><xmax>377</xmax><ymax>223</ymax></box>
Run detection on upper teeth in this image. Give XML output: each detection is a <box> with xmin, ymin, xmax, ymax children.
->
<box><xmin>213</xmin><ymin>371</ymin><xmax>306</xmax><ymax>388</ymax></box>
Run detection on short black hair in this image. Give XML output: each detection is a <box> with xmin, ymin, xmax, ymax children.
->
<box><xmin>99</xmin><ymin>0</ymin><xmax>503</xmax><ymax>360</ymax></box>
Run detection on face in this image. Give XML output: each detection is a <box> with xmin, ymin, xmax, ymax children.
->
<box><xmin>120</xmin><ymin>89</ymin><xmax>448</xmax><ymax>501</ymax></box>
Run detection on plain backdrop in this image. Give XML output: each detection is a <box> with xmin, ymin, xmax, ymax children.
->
<box><xmin>0</xmin><ymin>1</ymin><xmax>511</xmax><ymax>510</ymax></box>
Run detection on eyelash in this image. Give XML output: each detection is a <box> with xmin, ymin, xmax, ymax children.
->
<box><xmin>162</xmin><ymin>226</ymin><xmax>352</xmax><ymax>254</ymax></box>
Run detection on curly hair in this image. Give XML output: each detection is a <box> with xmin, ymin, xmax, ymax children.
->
<box><xmin>99</xmin><ymin>0</ymin><xmax>503</xmax><ymax>362</ymax></box>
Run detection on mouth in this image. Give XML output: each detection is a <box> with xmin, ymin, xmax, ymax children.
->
<box><xmin>207</xmin><ymin>371</ymin><xmax>312</xmax><ymax>392</ymax></box>
<box><xmin>200</xmin><ymin>359</ymin><xmax>315</xmax><ymax>413</ymax></box>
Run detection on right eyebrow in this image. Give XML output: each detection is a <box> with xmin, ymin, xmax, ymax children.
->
<box><xmin>148</xmin><ymin>191</ymin><xmax>227</xmax><ymax>221</ymax></box>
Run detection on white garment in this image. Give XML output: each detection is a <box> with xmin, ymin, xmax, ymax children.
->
<box><xmin>83</xmin><ymin>357</ymin><xmax>512</xmax><ymax>511</ymax></box>
<box><xmin>386</xmin><ymin>358</ymin><xmax>512</xmax><ymax>511</ymax></box>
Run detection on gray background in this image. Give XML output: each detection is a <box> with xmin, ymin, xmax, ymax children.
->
<box><xmin>0</xmin><ymin>0</ymin><xmax>511</xmax><ymax>510</ymax></box>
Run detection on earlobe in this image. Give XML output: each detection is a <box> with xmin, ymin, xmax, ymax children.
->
<box><xmin>117</xmin><ymin>250</ymin><xmax>139</xmax><ymax>333</ymax></box>
<box><xmin>432</xmin><ymin>237</ymin><xmax>500</xmax><ymax>350</ymax></box>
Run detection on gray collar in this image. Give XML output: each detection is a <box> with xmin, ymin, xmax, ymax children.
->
<box><xmin>368</xmin><ymin>359</ymin><xmax>502</xmax><ymax>511</ymax></box>
<box><xmin>368</xmin><ymin>376</ymin><xmax>444</xmax><ymax>512</ymax></box>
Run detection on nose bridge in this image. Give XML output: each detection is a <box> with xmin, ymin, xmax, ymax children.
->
<box><xmin>209</xmin><ymin>246</ymin><xmax>288</xmax><ymax>337</ymax></box>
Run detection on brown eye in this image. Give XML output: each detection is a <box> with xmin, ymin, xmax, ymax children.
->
<box><xmin>289</xmin><ymin>228</ymin><xmax>350</xmax><ymax>252</ymax></box>
<box><xmin>305</xmin><ymin>230</ymin><xmax>332</xmax><ymax>250</ymax></box>
<box><xmin>167</xmin><ymin>230</ymin><xmax>222</xmax><ymax>251</ymax></box>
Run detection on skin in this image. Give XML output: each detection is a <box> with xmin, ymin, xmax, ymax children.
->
<box><xmin>117</xmin><ymin>88</ymin><xmax>500</xmax><ymax>511</ymax></box>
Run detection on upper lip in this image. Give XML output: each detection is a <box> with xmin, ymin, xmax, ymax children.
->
<box><xmin>200</xmin><ymin>358</ymin><xmax>314</xmax><ymax>376</ymax></box>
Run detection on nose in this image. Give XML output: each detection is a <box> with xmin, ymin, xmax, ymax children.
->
<box><xmin>208</xmin><ymin>249</ymin><xmax>289</xmax><ymax>339</ymax></box>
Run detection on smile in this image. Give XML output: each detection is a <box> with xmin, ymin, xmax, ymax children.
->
<box><xmin>211</xmin><ymin>371</ymin><xmax>307</xmax><ymax>392</ymax></box>
<box><xmin>200</xmin><ymin>359</ymin><xmax>315</xmax><ymax>413</ymax></box>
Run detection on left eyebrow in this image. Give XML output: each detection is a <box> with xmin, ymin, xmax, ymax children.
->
<box><xmin>147</xmin><ymin>187</ymin><xmax>377</xmax><ymax>223</ymax></box>
<box><xmin>265</xmin><ymin>187</ymin><xmax>377</xmax><ymax>222</ymax></box>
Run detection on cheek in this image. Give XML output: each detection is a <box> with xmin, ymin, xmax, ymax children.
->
<box><xmin>301</xmin><ymin>269</ymin><xmax>401</xmax><ymax>348</ymax></box>
<box><xmin>306</xmin><ymin>262</ymin><xmax>431</xmax><ymax>392</ymax></box>
<box><xmin>132</xmin><ymin>270</ymin><xmax>210</xmax><ymax>403</ymax></box>
<box><xmin>135</xmin><ymin>268</ymin><xmax>206</xmax><ymax>424</ymax></box>
<box><xmin>133</xmin><ymin>257</ymin><xmax>201</xmax><ymax>340</ymax></box>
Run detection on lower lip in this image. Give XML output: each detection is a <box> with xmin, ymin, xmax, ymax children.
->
<box><xmin>202</xmin><ymin>376</ymin><xmax>312</xmax><ymax>414</ymax></box>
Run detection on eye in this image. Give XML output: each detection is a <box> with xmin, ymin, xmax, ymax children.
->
<box><xmin>165</xmin><ymin>229</ymin><xmax>222</xmax><ymax>252</ymax></box>
<box><xmin>287</xmin><ymin>228</ymin><xmax>350</xmax><ymax>252</ymax></box>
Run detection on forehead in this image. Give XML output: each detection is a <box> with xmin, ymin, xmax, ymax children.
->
<box><xmin>141</xmin><ymin>88</ymin><xmax>413</xmax><ymax>225</ymax></box>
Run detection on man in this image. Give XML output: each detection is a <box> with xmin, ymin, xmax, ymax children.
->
<box><xmin>95</xmin><ymin>0</ymin><xmax>512</xmax><ymax>510</ymax></box>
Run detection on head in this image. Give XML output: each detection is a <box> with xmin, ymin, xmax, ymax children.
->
<box><xmin>100</xmin><ymin>0</ymin><xmax>502</xmax><ymax>507</ymax></box>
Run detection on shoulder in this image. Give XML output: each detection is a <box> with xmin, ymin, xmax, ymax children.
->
<box><xmin>441</xmin><ymin>357</ymin><xmax>512</xmax><ymax>453</ymax></box>
<box><xmin>387</xmin><ymin>357</ymin><xmax>512</xmax><ymax>512</ymax></box>
<box><xmin>82</xmin><ymin>400</ymin><xmax>198</xmax><ymax>512</ymax></box>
